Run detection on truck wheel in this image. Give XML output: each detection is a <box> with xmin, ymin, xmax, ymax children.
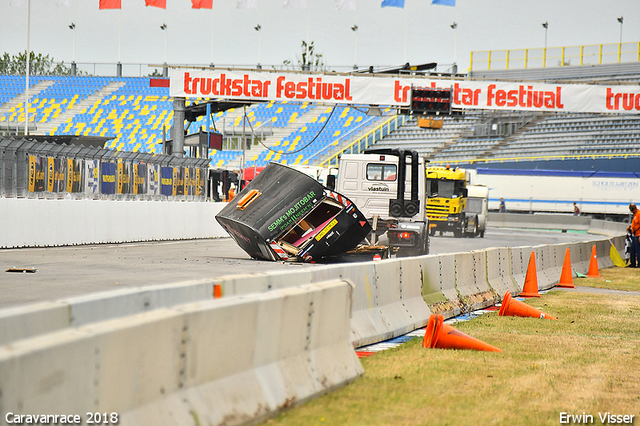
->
<box><xmin>466</xmin><ymin>221</ymin><xmax>478</xmax><ymax>238</ymax></box>
<box><xmin>480</xmin><ymin>230</ymin><xmax>485</xmax><ymax>238</ymax></box>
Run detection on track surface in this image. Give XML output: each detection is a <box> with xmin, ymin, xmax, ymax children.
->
<box><xmin>0</xmin><ymin>228</ymin><xmax>605</xmax><ymax>308</ymax></box>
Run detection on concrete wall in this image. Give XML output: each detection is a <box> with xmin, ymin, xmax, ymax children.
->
<box><xmin>0</xmin><ymin>198</ymin><xmax>228</xmax><ymax>248</ymax></box>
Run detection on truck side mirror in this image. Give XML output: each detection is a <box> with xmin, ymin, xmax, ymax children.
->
<box><xmin>326</xmin><ymin>174</ymin><xmax>336</xmax><ymax>190</ymax></box>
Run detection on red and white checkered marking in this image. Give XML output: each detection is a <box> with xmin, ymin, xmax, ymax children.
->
<box><xmin>269</xmin><ymin>242</ymin><xmax>289</xmax><ymax>261</ymax></box>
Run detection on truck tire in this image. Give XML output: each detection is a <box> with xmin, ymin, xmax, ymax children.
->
<box><xmin>465</xmin><ymin>216</ymin><xmax>478</xmax><ymax>238</ymax></box>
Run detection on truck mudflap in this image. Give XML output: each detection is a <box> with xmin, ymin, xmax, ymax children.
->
<box><xmin>215</xmin><ymin>162</ymin><xmax>372</xmax><ymax>262</ymax></box>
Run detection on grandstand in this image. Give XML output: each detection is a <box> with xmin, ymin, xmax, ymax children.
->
<box><xmin>0</xmin><ymin>75</ymin><xmax>387</xmax><ymax>170</ymax></box>
<box><xmin>1</xmin><ymin>56</ymin><xmax>640</xmax><ymax>173</ymax></box>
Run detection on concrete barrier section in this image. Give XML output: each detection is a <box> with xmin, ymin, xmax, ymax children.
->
<box><xmin>0</xmin><ymin>280</ymin><xmax>217</xmax><ymax>345</ymax></box>
<box><xmin>418</xmin><ymin>255</ymin><xmax>449</xmax><ymax>306</ymax></box>
<box><xmin>509</xmin><ymin>246</ymin><xmax>532</xmax><ymax>293</ymax></box>
<box><xmin>428</xmin><ymin>253</ymin><xmax>463</xmax><ymax>317</ymax></box>
<box><xmin>575</xmin><ymin>243</ymin><xmax>592</xmax><ymax>274</ymax></box>
<box><xmin>0</xmin><ymin>301</ymin><xmax>70</xmax><ymax>346</ymax></box>
<box><xmin>68</xmin><ymin>280</ymin><xmax>215</xmax><ymax>327</ymax></box>
<box><xmin>531</xmin><ymin>245</ymin><xmax>554</xmax><ymax>290</ymax></box>
<box><xmin>0</xmin><ymin>280</ymin><xmax>361</xmax><ymax>426</ymax></box>
<box><xmin>453</xmin><ymin>251</ymin><xmax>494</xmax><ymax>311</ymax></box>
<box><xmin>485</xmin><ymin>247</ymin><xmax>517</xmax><ymax>298</ymax></box>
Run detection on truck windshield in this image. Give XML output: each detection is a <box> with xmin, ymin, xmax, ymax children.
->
<box><xmin>466</xmin><ymin>197</ymin><xmax>483</xmax><ymax>213</ymax></box>
<box><xmin>427</xmin><ymin>179</ymin><xmax>465</xmax><ymax>198</ymax></box>
<box><xmin>366</xmin><ymin>164</ymin><xmax>397</xmax><ymax>181</ymax></box>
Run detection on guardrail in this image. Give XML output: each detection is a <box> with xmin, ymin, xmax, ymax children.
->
<box><xmin>0</xmin><ymin>220</ymin><xmax>625</xmax><ymax>425</ymax></box>
<box><xmin>470</xmin><ymin>41</ymin><xmax>640</xmax><ymax>71</ymax></box>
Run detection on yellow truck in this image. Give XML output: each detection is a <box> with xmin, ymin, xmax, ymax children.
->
<box><xmin>426</xmin><ymin>165</ymin><xmax>477</xmax><ymax>237</ymax></box>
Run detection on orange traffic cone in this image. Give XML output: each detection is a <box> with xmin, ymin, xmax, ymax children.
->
<box><xmin>499</xmin><ymin>291</ymin><xmax>557</xmax><ymax>320</ymax></box>
<box><xmin>422</xmin><ymin>314</ymin><xmax>502</xmax><ymax>352</ymax></box>
<box><xmin>520</xmin><ymin>251</ymin><xmax>541</xmax><ymax>297</ymax></box>
<box><xmin>557</xmin><ymin>248</ymin><xmax>576</xmax><ymax>288</ymax></box>
<box><xmin>587</xmin><ymin>245</ymin><xmax>600</xmax><ymax>278</ymax></box>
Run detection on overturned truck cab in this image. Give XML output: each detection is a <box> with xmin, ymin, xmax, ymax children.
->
<box><xmin>215</xmin><ymin>162</ymin><xmax>372</xmax><ymax>262</ymax></box>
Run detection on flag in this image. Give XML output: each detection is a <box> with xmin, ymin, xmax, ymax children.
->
<box><xmin>432</xmin><ymin>0</ymin><xmax>455</xmax><ymax>6</ymax></box>
<box><xmin>336</xmin><ymin>0</ymin><xmax>356</xmax><ymax>11</ymax></box>
<box><xmin>99</xmin><ymin>0</ymin><xmax>121</xmax><ymax>9</ymax></box>
<box><xmin>192</xmin><ymin>0</ymin><xmax>213</xmax><ymax>8</ymax></box>
<box><xmin>145</xmin><ymin>0</ymin><xmax>166</xmax><ymax>8</ymax></box>
<box><xmin>10</xmin><ymin>0</ymin><xmax>27</xmax><ymax>7</ymax></box>
<box><xmin>283</xmin><ymin>0</ymin><xmax>306</xmax><ymax>10</ymax></box>
<box><xmin>381</xmin><ymin>0</ymin><xmax>404</xmax><ymax>8</ymax></box>
<box><xmin>236</xmin><ymin>0</ymin><xmax>257</xmax><ymax>8</ymax></box>
<box><xmin>56</xmin><ymin>0</ymin><xmax>71</xmax><ymax>7</ymax></box>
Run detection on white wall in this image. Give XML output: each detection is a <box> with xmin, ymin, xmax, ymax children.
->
<box><xmin>0</xmin><ymin>198</ymin><xmax>228</xmax><ymax>248</ymax></box>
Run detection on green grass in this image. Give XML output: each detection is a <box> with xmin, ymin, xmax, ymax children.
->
<box><xmin>264</xmin><ymin>268</ymin><xmax>640</xmax><ymax>426</ymax></box>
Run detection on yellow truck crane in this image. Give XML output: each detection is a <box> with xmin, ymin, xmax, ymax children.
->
<box><xmin>426</xmin><ymin>165</ymin><xmax>477</xmax><ymax>238</ymax></box>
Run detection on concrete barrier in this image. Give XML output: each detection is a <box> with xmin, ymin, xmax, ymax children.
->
<box><xmin>0</xmin><ymin>280</ymin><xmax>362</xmax><ymax>426</ymax></box>
<box><xmin>0</xmin><ymin>301</ymin><xmax>70</xmax><ymax>346</ymax></box>
<box><xmin>0</xmin><ymin>280</ymin><xmax>216</xmax><ymax>345</ymax></box>
<box><xmin>509</xmin><ymin>246</ymin><xmax>530</xmax><ymax>293</ymax></box>
<box><xmin>532</xmin><ymin>245</ymin><xmax>555</xmax><ymax>290</ymax></box>
<box><xmin>488</xmin><ymin>212</ymin><xmax>591</xmax><ymax>231</ymax></box>
<box><xmin>589</xmin><ymin>219</ymin><xmax>628</xmax><ymax>237</ymax></box>
<box><xmin>485</xmin><ymin>247</ymin><xmax>517</xmax><ymax>298</ymax></box>
<box><xmin>0</xmin><ymin>198</ymin><xmax>228</xmax><ymax>248</ymax></box>
<box><xmin>454</xmin><ymin>251</ymin><xmax>495</xmax><ymax>311</ymax></box>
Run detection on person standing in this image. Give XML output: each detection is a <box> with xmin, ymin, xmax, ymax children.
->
<box><xmin>627</xmin><ymin>203</ymin><xmax>640</xmax><ymax>267</ymax></box>
<box><xmin>499</xmin><ymin>198</ymin><xmax>506</xmax><ymax>213</ymax></box>
<box><xmin>573</xmin><ymin>202</ymin><xmax>580</xmax><ymax>216</ymax></box>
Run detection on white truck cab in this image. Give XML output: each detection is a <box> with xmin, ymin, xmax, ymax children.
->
<box><xmin>337</xmin><ymin>148</ymin><xmax>429</xmax><ymax>256</ymax></box>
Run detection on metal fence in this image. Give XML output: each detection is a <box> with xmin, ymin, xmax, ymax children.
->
<box><xmin>470</xmin><ymin>41</ymin><xmax>640</xmax><ymax>71</ymax></box>
<box><xmin>0</xmin><ymin>138</ymin><xmax>209</xmax><ymax>201</ymax></box>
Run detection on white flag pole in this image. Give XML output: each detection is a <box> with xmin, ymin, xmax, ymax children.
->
<box><xmin>25</xmin><ymin>0</ymin><xmax>31</xmax><ymax>136</ymax></box>
<box><xmin>403</xmin><ymin>5</ymin><xmax>407</xmax><ymax>64</ymax></box>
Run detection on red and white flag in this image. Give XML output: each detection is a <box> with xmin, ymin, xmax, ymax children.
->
<box><xmin>145</xmin><ymin>0</ymin><xmax>166</xmax><ymax>8</ymax></box>
<box><xmin>192</xmin><ymin>0</ymin><xmax>213</xmax><ymax>9</ymax></box>
<box><xmin>99</xmin><ymin>0</ymin><xmax>121</xmax><ymax>9</ymax></box>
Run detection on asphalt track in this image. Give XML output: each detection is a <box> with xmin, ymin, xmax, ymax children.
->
<box><xmin>0</xmin><ymin>227</ymin><xmax>606</xmax><ymax>309</ymax></box>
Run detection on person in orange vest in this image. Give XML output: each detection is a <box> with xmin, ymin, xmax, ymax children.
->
<box><xmin>227</xmin><ymin>184</ymin><xmax>236</xmax><ymax>202</ymax></box>
<box><xmin>627</xmin><ymin>203</ymin><xmax>640</xmax><ymax>267</ymax></box>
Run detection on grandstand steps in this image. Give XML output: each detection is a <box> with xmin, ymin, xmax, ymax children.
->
<box><xmin>478</xmin><ymin>113</ymin><xmax>548</xmax><ymax>159</ymax></box>
<box><xmin>0</xmin><ymin>80</ymin><xmax>55</xmax><ymax>116</ymax></box>
<box><xmin>33</xmin><ymin>81</ymin><xmax>127</xmax><ymax>136</ymax></box>
<box><xmin>224</xmin><ymin>105</ymin><xmax>327</xmax><ymax>169</ymax></box>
